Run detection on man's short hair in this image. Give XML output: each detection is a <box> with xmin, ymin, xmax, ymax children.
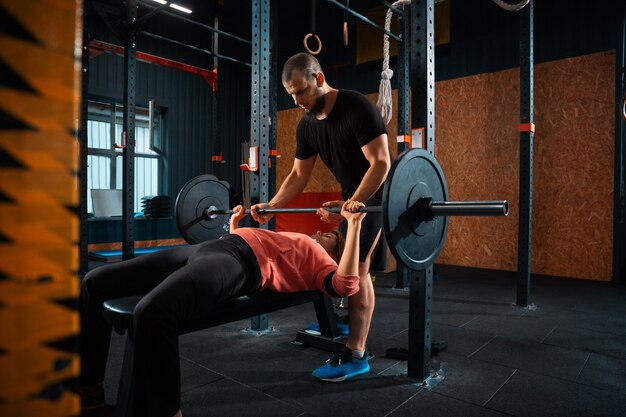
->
<box><xmin>281</xmin><ymin>52</ymin><xmax>322</xmax><ymax>83</ymax></box>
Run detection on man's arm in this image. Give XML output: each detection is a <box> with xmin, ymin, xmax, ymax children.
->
<box><xmin>319</xmin><ymin>134</ymin><xmax>390</xmax><ymax>224</ymax></box>
<box><xmin>251</xmin><ymin>155</ymin><xmax>317</xmax><ymax>223</ymax></box>
<box><xmin>351</xmin><ymin>134</ymin><xmax>391</xmax><ymax>203</ymax></box>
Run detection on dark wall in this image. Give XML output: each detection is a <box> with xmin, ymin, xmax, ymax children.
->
<box><xmin>254</xmin><ymin>0</ymin><xmax>618</xmax><ymax>110</ymax></box>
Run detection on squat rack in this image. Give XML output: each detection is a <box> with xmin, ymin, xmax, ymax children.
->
<box><xmin>78</xmin><ymin>0</ymin><xmax>430</xmax><ymax>384</ymax></box>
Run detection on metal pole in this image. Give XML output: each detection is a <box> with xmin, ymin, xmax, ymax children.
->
<box><xmin>79</xmin><ymin>9</ymin><xmax>90</xmax><ymax>277</ymax></box>
<box><xmin>211</xmin><ymin>10</ymin><xmax>221</xmax><ymax>178</ymax></box>
<box><xmin>407</xmin><ymin>0</ymin><xmax>436</xmax><ymax>383</ymax></box>
<box><xmin>516</xmin><ymin>0</ymin><xmax>534</xmax><ymax>306</ymax></box>
<box><xmin>613</xmin><ymin>1</ymin><xmax>626</xmax><ymax>282</ymax></box>
<box><xmin>325</xmin><ymin>0</ymin><xmax>402</xmax><ymax>41</ymax></box>
<box><xmin>122</xmin><ymin>0</ymin><xmax>138</xmax><ymax>260</ymax></box>
<box><xmin>249</xmin><ymin>0</ymin><xmax>272</xmax><ymax>333</ymax></box>
<box><xmin>141</xmin><ymin>31</ymin><xmax>251</xmax><ymax>67</ymax></box>
<box><xmin>378</xmin><ymin>0</ymin><xmax>403</xmax><ymax>15</ymax></box>
<box><xmin>269</xmin><ymin>0</ymin><xmax>278</xmax><ymax>232</ymax></box>
<box><xmin>137</xmin><ymin>0</ymin><xmax>252</xmax><ymax>45</ymax></box>
<box><xmin>395</xmin><ymin>3</ymin><xmax>410</xmax><ymax>290</ymax></box>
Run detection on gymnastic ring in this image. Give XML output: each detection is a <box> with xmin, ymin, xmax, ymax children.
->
<box><xmin>303</xmin><ymin>33</ymin><xmax>322</xmax><ymax>55</ymax></box>
<box><xmin>621</xmin><ymin>92</ymin><xmax>626</xmax><ymax>121</ymax></box>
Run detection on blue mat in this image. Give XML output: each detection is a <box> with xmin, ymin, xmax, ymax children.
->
<box><xmin>89</xmin><ymin>245</ymin><xmax>187</xmax><ymax>262</ymax></box>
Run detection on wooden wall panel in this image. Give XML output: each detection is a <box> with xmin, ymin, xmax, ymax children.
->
<box><xmin>276</xmin><ymin>107</ymin><xmax>339</xmax><ymax>193</ymax></box>
<box><xmin>436</xmin><ymin>51</ymin><xmax>614</xmax><ymax>281</ymax></box>
<box><xmin>435</xmin><ymin>68</ymin><xmax>520</xmax><ymax>272</ymax></box>
<box><xmin>531</xmin><ymin>52</ymin><xmax>614</xmax><ymax>281</ymax></box>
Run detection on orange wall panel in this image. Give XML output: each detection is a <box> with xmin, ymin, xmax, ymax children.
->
<box><xmin>436</xmin><ymin>51</ymin><xmax>614</xmax><ymax>281</ymax></box>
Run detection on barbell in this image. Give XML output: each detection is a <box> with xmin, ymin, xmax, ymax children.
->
<box><xmin>201</xmin><ymin>201</ymin><xmax>507</xmax><ymax>217</ymax></box>
<box><xmin>175</xmin><ymin>149</ymin><xmax>509</xmax><ymax>270</ymax></box>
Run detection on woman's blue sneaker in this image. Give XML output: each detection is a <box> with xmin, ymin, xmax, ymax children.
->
<box><xmin>312</xmin><ymin>348</ymin><xmax>370</xmax><ymax>382</ymax></box>
<box><xmin>305</xmin><ymin>321</ymin><xmax>349</xmax><ymax>336</ymax></box>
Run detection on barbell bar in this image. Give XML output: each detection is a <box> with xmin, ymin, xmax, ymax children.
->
<box><xmin>203</xmin><ymin>200</ymin><xmax>508</xmax><ymax>218</ymax></box>
<box><xmin>175</xmin><ymin>149</ymin><xmax>510</xmax><ymax>270</ymax></box>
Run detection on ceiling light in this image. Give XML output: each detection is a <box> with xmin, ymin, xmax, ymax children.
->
<box><xmin>169</xmin><ymin>3</ymin><xmax>192</xmax><ymax>14</ymax></box>
<box><xmin>151</xmin><ymin>0</ymin><xmax>167</xmax><ymax>4</ymax></box>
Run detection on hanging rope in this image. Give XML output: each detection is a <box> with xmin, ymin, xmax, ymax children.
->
<box><xmin>343</xmin><ymin>0</ymin><xmax>349</xmax><ymax>46</ymax></box>
<box><xmin>376</xmin><ymin>0</ymin><xmax>410</xmax><ymax>125</ymax></box>
<box><xmin>491</xmin><ymin>0</ymin><xmax>530</xmax><ymax>12</ymax></box>
<box><xmin>376</xmin><ymin>0</ymin><xmax>530</xmax><ymax>125</ymax></box>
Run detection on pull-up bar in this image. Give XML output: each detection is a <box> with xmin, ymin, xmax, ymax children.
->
<box><xmin>142</xmin><ymin>31</ymin><xmax>251</xmax><ymax>67</ymax></box>
<box><xmin>377</xmin><ymin>0</ymin><xmax>403</xmax><ymax>16</ymax></box>
<box><xmin>325</xmin><ymin>0</ymin><xmax>402</xmax><ymax>42</ymax></box>
<box><xmin>138</xmin><ymin>0</ymin><xmax>252</xmax><ymax>46</ymax></box>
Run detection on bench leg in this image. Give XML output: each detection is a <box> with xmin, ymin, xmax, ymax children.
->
<box><xmin>115</xmin><ymin>333</ymin><xmax>135</xmax><ymax>417</ymax></box>
<box><xmin>293</xmin><ymin>295</ymin><xmax>346</xmax><ymax>352</ymax></box>
<box><xmin>314</xmin><ymin>296</ymin><xmax>339</xmax><ymax>339</ymax></box>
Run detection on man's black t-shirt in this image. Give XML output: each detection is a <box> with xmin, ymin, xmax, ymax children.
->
<box><xmin>295</xmin><ymin>89</ymin><xmax>388</xmax><ymax>198</ymax></box>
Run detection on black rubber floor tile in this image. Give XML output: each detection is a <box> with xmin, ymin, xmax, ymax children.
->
<box><xmin>102</xmin><ymin>358</ymin><xmax>224</xmax><ymax>406</ymax></box>
<box><xmin>377</xmin><ymin>361</ymin><xmax>412</xmax><ymax>378</ymax></box>
<box><xmin>432</xmin><ymin>324</ymin><xmax>496</xmax><ymax>357</ymax></box>
<box><xmin>195</xmin><ymin>342</ymin><xmax>324</xmax><ymax>391</ymax></box>
<box><xmin>369</xmin><ymin>314</ymin><xmax>409</xmax><ymax>338</ymax></box>
<box><xmin>180</xmin><ymin>357</ymin><xmax>223</xmax><ymax>393</ymax></box>
<box><xmin>543</xmin><ymin>325</ymin><xmax>626</xmax><ymax>360</ymax></box>
<box><xmin>179</xmin><ymin>325</ymin><xmax>289</xmax><ymax>364</ymax></box>
<box><xmin>379</xmin><ymin>324</ymin><xmax>497</xmax><ymax>361</ymax></box>
<box><xmin>264</xmin><ymin>373</ymin><xmax>420</xmax><ymax>417</ymax></box>
<box><xmin>576</xmin><ymin>353</ymin><xmax>626</xmax><ymax>394</ymax></box>
<box><xmin>428</xmin><ymin>353</ymin><xmax>516</xmax><ymax>406</ymax></box>
<box><xmin>433</xmin><ymin>311</ymin><xmax>483</xmax><ymax>327</ymax></box>
<box><xmin>470</xmin><ymin>336</ymin><xmax>589</xmax><ymax>380</ymax></box>
<box><xmin>524</xmin><ymin>308</ymin><xmax>626</xmax><ymax>337</ymax></box>
<box><xmin>486</xmin><ymin>370</ymin><xmax>626</xmax><ymax>417</ymax></box>
<box><xmin>365</xmin><ymin>333</ymin><xmax>404</xmax><ymax>365</ymax></box>
<box><xmin>462</xmin><ymin>313</ymin><xmax>560</xmax><ymax>343</ymax></box>
<box><xmin>432</xmin><ymin>297</ymin><xmax>524</xmax><ymax>328</ymax></box>
<box><xmin>180</xmin><ymin>378</ymin><xmax>304</xmax><ymax>417</ymax></box>
<box><xmin>388</xmin><ymin>390</ymin><xmax>511</xmax><ymax>417</ymax></box>
<box><xmin>569</xmin><ymin>288</ymin><xmax>626</xmax><ymax>314</ymax></box>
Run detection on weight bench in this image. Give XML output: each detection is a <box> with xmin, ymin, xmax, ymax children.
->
<box><xmin>102</xmin><ymin>291</ymin><xmax>345</xmax><ymax>417</ymax></box>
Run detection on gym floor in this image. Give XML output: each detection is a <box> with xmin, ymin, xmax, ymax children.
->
<box><xmin>95</xmin><ymin>264</ymin><xmax>626</xmax><ymax>417</ymax></box>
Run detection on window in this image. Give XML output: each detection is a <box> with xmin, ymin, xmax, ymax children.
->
<box><xmin>87</xmin><ymin>100</ymin><xmax>165</xmax><ymax>216</ymax></box>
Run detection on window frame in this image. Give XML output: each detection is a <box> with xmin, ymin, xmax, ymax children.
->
<box><xmin>86</xmin><ymin>98</ymin><xmax>166</xmax><ymax>216</ymax></box>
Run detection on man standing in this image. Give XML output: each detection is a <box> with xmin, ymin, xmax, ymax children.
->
<box><xmin>251</xmin><ymin>52</ymin><xmax>391</xmax><ymax>382</ymax></box>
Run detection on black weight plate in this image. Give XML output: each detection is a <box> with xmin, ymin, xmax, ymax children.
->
<box><xmin>175</xmin><ymin>174</ymin><xmax>231</xmax><ymax>244</ymax></box>
<box><xmin>382</xmin><ymin>149</ymin><xmax>449</xmax><ymax>270</ymax></box>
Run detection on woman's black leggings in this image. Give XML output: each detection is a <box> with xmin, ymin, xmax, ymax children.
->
<box><xmin>79</xmin><ymin>235</ymin><xmax>261</xmax><ymax>417</ymax></box>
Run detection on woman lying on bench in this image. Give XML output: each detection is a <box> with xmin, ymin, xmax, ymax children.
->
<box><xmin>79</xmin><ymin>200</ymin><xmax>366</xmax><ymax>417</ymax></box>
